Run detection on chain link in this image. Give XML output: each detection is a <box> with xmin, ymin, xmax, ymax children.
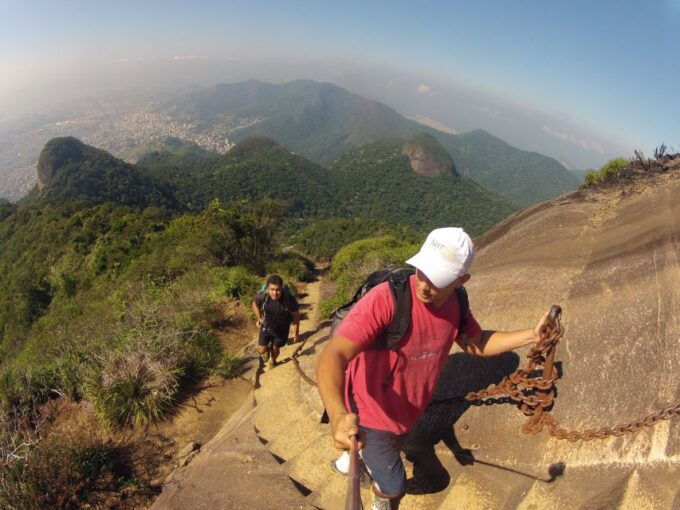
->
<box><xmin>464</xmin><ymin>306</ymin><xmax>680</xmax><ymax>441</ymax></box>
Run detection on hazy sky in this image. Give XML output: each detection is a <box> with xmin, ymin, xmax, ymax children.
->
<box><xmin>1</xmin><ymin>0</ymin><xmax>678</xmax><ymax>168</ymax></box>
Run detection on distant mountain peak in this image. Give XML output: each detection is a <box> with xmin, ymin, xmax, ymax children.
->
<box><xmin>36</xmin><ymin>136</ymin><xmax>88</xmax><ymax>189</ymax></box>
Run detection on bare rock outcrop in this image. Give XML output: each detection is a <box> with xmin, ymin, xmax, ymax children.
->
<box><xmin>401</xmin><ymin>134</ymin><xmax>455</xmax><ymax>177</ymax></box>
<box><xmin>36</xmin><ymin>136</ymin><xmax>86</xmax><ymax>189</ymax></box>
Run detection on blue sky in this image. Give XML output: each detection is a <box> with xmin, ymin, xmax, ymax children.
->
<box><xmin>1</xmin><ymin>0</ymin><xmax>678</xmax><ymax>168</ymax></box>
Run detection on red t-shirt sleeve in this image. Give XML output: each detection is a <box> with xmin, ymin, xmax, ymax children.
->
<box><xmin>335</xmin><ymin>283</ymin><xmax>394</xmax><ymax>349</ymax></box>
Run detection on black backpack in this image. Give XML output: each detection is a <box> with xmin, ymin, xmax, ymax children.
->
<box><xmin>329</xmin><ymin>268</ymin><xmax>469</xmax><ymax>350</ymax></box>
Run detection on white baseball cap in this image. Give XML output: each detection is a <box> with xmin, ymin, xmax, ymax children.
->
<box><xmin>405</xmin><ymin>227</ymin><xmax>475</xmax><ymax>288</ymax></box>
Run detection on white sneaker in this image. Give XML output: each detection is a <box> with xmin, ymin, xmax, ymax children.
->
<box><xmin>331</xmin><ymin>452</ymin><xmax>350</xmax><ymax>475</ymax></box>
<box><xmin>330</xmin><ymin>451</ymin><xmax>371</xmax><ymax>488</ymax></box>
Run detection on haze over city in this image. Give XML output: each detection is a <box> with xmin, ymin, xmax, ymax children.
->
<box><xmin>1</xmin><ymin>0</ymin><xmax>679</xmax><ymax>169</ymax></box>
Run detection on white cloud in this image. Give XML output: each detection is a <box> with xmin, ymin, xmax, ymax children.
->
<box><xmin>416</xmin><ymin>83</ymin><xmax>433</xmax><ymax>95</ymax></box>
<box><xmin>541</xmin><ymin>125</ymin><xmax>605</xmax><ymax>155</ymax></box>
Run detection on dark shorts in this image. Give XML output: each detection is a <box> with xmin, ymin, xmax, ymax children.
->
<box><xmin>360</xmin><ymin>425</ymin><xmax>407</xmax><ymax>496</ymax></box>
<box><xmin>258</xmin><ymin>328</ymin><xmax>288</xmax><ymax>348</ymax></box>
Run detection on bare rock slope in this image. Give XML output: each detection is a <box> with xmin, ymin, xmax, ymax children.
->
<box><xmin>152</xmin><ymin>167</ymin><xmax>680</xmax><ymax>509</ymax></box>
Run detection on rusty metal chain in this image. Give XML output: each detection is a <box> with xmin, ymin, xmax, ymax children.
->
<box><xmin>291</xmin><ymin>332</ymin><xmax>318</xmax><ymax>387</ymax></box>
<box><xmin>463</xmin><ymin>305</ymin><xmax>563</xmax><ymax>435</ymax></box>
<box><xmin>465</xmin><ymin>305</ymin><xmax>680</xmax><ymax>441</ymax></box>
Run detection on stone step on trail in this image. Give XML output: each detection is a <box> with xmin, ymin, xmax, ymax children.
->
<box><xmin>435</xmin><ymin>466</ymin><xmax>527</xmax><ymax>510</ymax></box>
<box><xmin>255</xmin><ymin>370</ymin><xmax>325</xmax><ymax>460</ymax></box>
<box><xmin>150</xmin><ymin>395</ymin><xmax>314</xmax><ymax>510</ymax></box>
<box><xmin>578</xmin><ymin>468</ymin><xmax>676</xmax><ymax>510</ymax></box>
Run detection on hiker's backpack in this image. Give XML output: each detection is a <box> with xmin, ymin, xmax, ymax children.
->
<box><xmin>329</xmin><ymin>268</ymin><xmax>469</xmax><ymax>350</ymax></box>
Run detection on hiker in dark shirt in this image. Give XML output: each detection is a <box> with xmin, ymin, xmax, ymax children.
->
<box><xmin>252</xmin><ymin>275</ymin><xmax>300</xmax><ymax>369</ymax></box>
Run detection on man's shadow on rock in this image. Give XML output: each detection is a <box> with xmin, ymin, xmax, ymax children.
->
<box><xmin>403</xmin><ymin>351</ymin><xmax>520</xmax><ymax>495</ymax></box>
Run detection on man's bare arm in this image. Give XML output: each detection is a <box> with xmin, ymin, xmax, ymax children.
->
<box><xmin>291</xmin><ymin>310</ymin><xmax>300</xmax><ymax>341</ymax></box>
<box><xmin>456</xmin><ymin>311</ymin><xmax>550</xmax><ymax>356</ymax></box>
<box><xmin>316</xmin><ymin>335</ymin><xmax>363</xmax><ymax>450</ymax></box>
<box><xmin>252</xmin><ymin>301</ymin><xmax>263</xmax><ymax>327</ymax></box>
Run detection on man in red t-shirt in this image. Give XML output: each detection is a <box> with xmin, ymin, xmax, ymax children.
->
<box><xmin>317</xmin><ymin>227</ymin><xmax>550</xmax><ymax>510</ymax></box>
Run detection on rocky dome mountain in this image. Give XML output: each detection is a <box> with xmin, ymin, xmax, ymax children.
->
<box><xmin>32</xmin><ymin>137</ymin><xmax>180</xmax><ymax>209</ymax></box>
<box><xmin>36</xmin><ymin>136</ymin><xmax>89</xmax><ymax>189</ymax></box>
<box><xmin>329</xmin><ymin>134</ymin><xmax>517</xmax><ymax>233</ymax></box>
<box><xmin>154</xmin><ymin>159</ymin><xmax>680</xmax><ymax>509</ymax></box>
<box><xmin>401</xmin><ymin>133</ymin><xmax>455</xmax><ymax>177</ymax></box>
<box><xmin>166</xmin><ymin>79</ymin><xmax>580</xmax><ymax>207</ymax></box>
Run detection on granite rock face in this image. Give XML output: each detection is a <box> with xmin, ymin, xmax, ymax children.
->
<box><xmin>36</xmin><ymin>137</ymin><xmax>86</xmax><ymax>189</ymax></box>
<box><xmin>401</xmin><ymin>140</ymin><xmax>454</xmax><ymax>177</ymax></box>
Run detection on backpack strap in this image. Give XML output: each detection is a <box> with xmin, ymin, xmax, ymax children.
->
<box><xmin>455</xmin><ymin>286</ymin><xmax>469</xmax><ymax>333</ymax></box>
<box><xmin>384</xmin><ymin>268</ymin><xmax>415</xmax><ymax>350</ymax></box>
<box><xmin>259</xmin><ymin>291</ymin><xmax>269</xmax><ymax>319</ymax></box>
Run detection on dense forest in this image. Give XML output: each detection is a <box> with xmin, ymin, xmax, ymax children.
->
<box><xmin>0</xmin><ymin>131</ymin><xmax>518</xmax><ymax>507</ymax></box>
<box><xmin>0</xmin><ymin>196</ymin><xmax>315</xmax><ymax>507</ymax></box>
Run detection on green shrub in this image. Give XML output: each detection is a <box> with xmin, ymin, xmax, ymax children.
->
<box><xmin>0</xmin><ymin>367</ymin><xmax>60</xmax><ymax>417</ymax></box>
<box><xmin>582</xmin><ymin>157</ymin><xmax>629</xmax><ymax>186</ymax></box>
<box><xmin>598</xmin><ymin>157</ymin><xmax>629</xmax><ymax>180</ymax></box>
<box><xmin>0</xmin><ymin>432</ymin><xmax>132</xmax><ymax>509</ymax></box>
<box><xmin>319</xmin><ymin>292</ymin><xmax>348</xmax><ymax>320</ymax></box>
<box><xmin>210</xmin><ymin>266</ymin><xmax>260</xmax><ymax>303</ymax></box>
<box><xmin>584</xmin><ymin>170</ymin><xmax>599</xmax><ymax>186</ymax></box>
<box><xmin>271</xmin><ymin>252</ymin><xmax>315</xmax><ymax>282</ymax></box>
<box><xmin>178</xmin><ymin>330</ymin><xmax>223</xmax><ymax>381</ymax></box>
<box><xmin>216</xmin><ymin>354</ymin><xmax>245</xmax><ymax>379</ymax></box>
<box><xmin>88</xmin><ymin>350</ymin><xmax>181</xmax><ymax>428</ymax></box>
<box><xmin>321</xmin><ymin>235</ymin><xmax>419</xmax><ymax>317</ymax></box>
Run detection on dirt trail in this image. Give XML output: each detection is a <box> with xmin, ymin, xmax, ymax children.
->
<box><xmin>150</xmin><ymin>272</ymin><xmax>325</xmax><ymax>509</ymax></box>
<box><xmin>297</xmin><ymin>272</ymin><xmax>323</xmax><ymax>334</ymax></box>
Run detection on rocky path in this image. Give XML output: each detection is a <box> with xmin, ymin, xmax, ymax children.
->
<box><xmin>150</xmin><ymin>273</ymin><xmax>325</xmax><ymax>510</ymax></box>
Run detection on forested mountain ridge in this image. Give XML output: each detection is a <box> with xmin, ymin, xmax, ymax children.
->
<box><xmin>166</xmin><ymin>79</ymin><xmax>580</xmax><ymax>206</ymax></box>
<box><xmin>189</xmin><ymin>136</ymin><xmax>342</xmax><ymax>217</ymax></box>
<box><xmin>137</xmin><ymin>132</ymin><xmax>517</xmax><ymax>234</ymax></box>
<box><xmin>48</xmin><ymin>133</ymin><xmax>515</xmax><ymax>235</ymax></box>
<box><xmin>434</xmin><ymin>128</ymin><xmax>580</xmax><ymax>206</ymax></box>
<box><xmin>168</xmin><ymin>79</ymin><xmax>412</xmax><ymax>164</ymax></box>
